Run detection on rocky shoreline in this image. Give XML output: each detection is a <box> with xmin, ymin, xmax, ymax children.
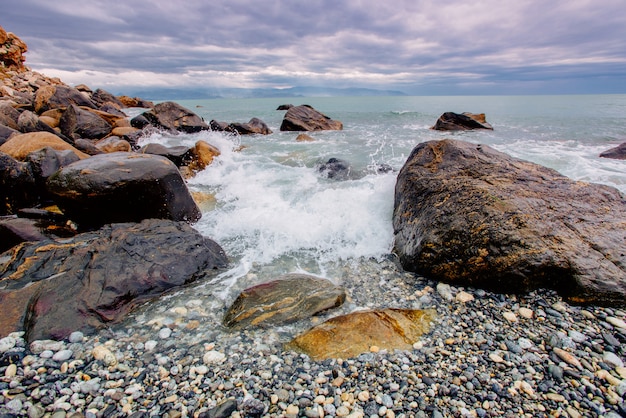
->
<box><xmin>1</xmin><ymin>258</ymin><xmax>626</xmax><ymax>418</ymax></box>
<box><xmin>2</xmin><ymin>25</ymin><xmax>626</xmax><ymax>418</ymax></box>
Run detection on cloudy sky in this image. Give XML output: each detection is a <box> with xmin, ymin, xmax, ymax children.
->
<box><xmin>3</xmin><ymin>0</ymin><xmax>626</xmax><ymax>96</ymax></box>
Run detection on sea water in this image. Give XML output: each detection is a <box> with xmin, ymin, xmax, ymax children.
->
<box><xmin>135</xmin><ymin>95</ymin><xmax>626</xmax><ymax>306</ymax></box>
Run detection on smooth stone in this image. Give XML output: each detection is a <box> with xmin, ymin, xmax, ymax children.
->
<box><xmin>0</xmin><ymin>337</ymin><xmax>16</xmax><ymax>352</ymax></box>
<box><xmin>606</xmin><ymin>316</ymin><xmax>626</xmax><ymax>330</ymax></box>
<box><xmin>436</xmin><ymin>283</ymin><xmax>453</xmax><ymax>301</ymax></box>
<box><xmin>68</xmin><ymin>331</ymin><xmax>84</xmax><ymax>343</ymax></box>
<box><xmin>503</xmin><ymin>312</ymin><xmax>518</xmax><ymax>322</ymax></box>
<box><xmin>518</xmin><ymin>307</ymin><xmax>534</xmax><ymax>319</ymax></box>
<box><xmin>603</xmin><ymin>351</ymin><xmax>624</xmax><ymax>368</ymax></box>
<box><xmin>455</xmin><ymin>291</ymin><xmax>474</xmax><ymax>303</ymax></box>
<box><xmin>158</xmin><ymin>328</ymin><xmax>172</xmax><ymax>339</ymax></box>
<box><xmin>203</xmin><ymin>350</ymin><xmax>226</xmax><ymax>365</ymax></box>
<box><xmin>52</xmin><ymin>349</ymin><xmax>73</xmax><ymax>362</ymax></box>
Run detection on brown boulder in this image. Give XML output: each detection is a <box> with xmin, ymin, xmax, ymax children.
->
<box><xmin>280</xmin><ymin>105</ymin><xmax>343</xmax><ymax>131</ymax></box>
<box><xmin>0</xmin><ymin>132</ymin><xmax>89</xmax><ymax>160</ymax></box>
<box><xmin>393</xmin><ymin>139</ymin><xmax>626</xmax><ymax>306</ymax></box>
<box><xmin>431</xmin><ymin>112</ymin><xmax>493</xmax><ymax>131</ymax></box>
<box><xmin>46</xmin><ymin>152</ymin><xmax>201</xmax><ymax>229</ymax></box>
<box><xmin>90</xmin><ymin>88</ymin><xmax>125</xmax><ymax>109</ymax></box>
<box><xmin>117</xmin><ymin>95</ymin><xmax>154</xmax><ymax>108</ymax></box>
<box><xmin>0</xmin><ymin>26</ymin><xmax>27</xmax><ymax>72</ymax></box>
<box><xmin>34</xmin><ymin>85</ymin><xmax>98</xmax><ymax>114</ymax></box>
<box><xmin>187</xmin><ymin>140</ymin><xmax>221</xmax><ymax>172</ymax></box>
<box><xmin>296</xmin><ymin>133</ymin><xmax>315</xmax><ymax>142</ymax></box>
<box><xmin>227</xmin><ymin>118</ymin><xmax>273</xmax><ymax>135</ymax></box>
<box><xmin>0</xmin><ymin>218</ymin><xmax>228</xmax><ymax>341</ymax></box>
<box><xmin>223</xmin><ymin>274</ymin><xmax>346</xmax><ymax>329</ymax></box>
<box><xmin>286</xmin><ymin>309</ymin><xmax>436</xmax><ymax>360</ymax></box>
<box><xmin>94</xmin><ymin>136</ymin><xmax>131</xmax><ymax>153</ymax></box>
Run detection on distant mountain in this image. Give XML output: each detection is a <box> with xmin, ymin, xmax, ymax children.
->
<box><xmin>117</xmin><ymin>86</ymin><xmax>407</xmax><ymax>100</ymax></box>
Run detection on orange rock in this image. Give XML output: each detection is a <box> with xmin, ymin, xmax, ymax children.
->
<box><xmin>95</xmin><ymin>137</ymin><xmax>131</xmax><ymax>153</ymax></box>
<box><xmin>110</xmin><ymin>126</ymin><xmax>139</xmax><ymax>136</ymax></box>
<box><xmin>188</xmin><ymin>140</ymin><xmax>220</xmax><ymax>172</ymax></box>
<box><xmin>0</xmin><ymin>131</ymin><xmax>89</xmax><ymax>160</ymax></box>
<box><xmin>296</xmin><ymin>133</ymin><xmax>315</xmax><ymax>142</ymax></box>
<box><xmin>286</xmin><ymin>308</ymin><xmax>436</xmax><ymax>360</ymax></box>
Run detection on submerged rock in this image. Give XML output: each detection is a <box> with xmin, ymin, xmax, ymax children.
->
<box><xmin>393</xmin><ymin>139</ymin><xmax>626</xmax><ymax>306</ymax></box>
<box><xmin>318</xmin><ymin>157</ymin><xmax>352</xmax><ymax>180</ymax></box>
<box><xmin>280</xmin><ymin>105</ymin><xmax>343</xmax><ymax>131</ymax></box>
<box><xmin>431</xmin><ymin>112</ymin><xmax>493</xmax><ymax>131</ymax></box>
<box><xmin>46</xmin><ymin>152</ymin><xmax>201</xmax><ymax>229</ymax></box>
<box><xmin>0</xmin><ymin>218</ymin><xmax>228</xmax><ymax>341</ymax></box>
<box><xmin>223</xmin><ymin>274</ymin><xmax>346</xmax><ymax>329</ymax></box>
<box><xmin>286</xmin><ymin>308</ymin><xmax>436</xmax><ymax>360</ymax></box>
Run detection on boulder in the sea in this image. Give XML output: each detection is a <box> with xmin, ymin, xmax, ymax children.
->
<box><xmin>0</xmin><ymin>131</ymin><xmax>89</xmax><ymax>160</ymax></box>
<box><xmin>318</xmin><ymin>157</ymin><xmax>352</xmax><ymax>180</ymax></box>
<box><xmin>0</xmin><ymin>219</ymin><xmax>228</xmax><ymax>341</ymax></box>
<box><xmin>286</xmin><ymin>308</ymin><xmax>436</xmax><ymax>360</ymax></box>
<box><xmin>280</xmin><ymin>105</ymin><xmax>343</xmax><ymax>131</ymax></box>
<box><xmin>186</xmin><ymin>140</ymin><xmax>221</xmax><ymax>172</ymax></box>
<box><xmin>46</xmin><ymin>152</ymin><xmax>201</xmax><ymax>229</ymax></box>
<box><xmin>34</xmin><ymin>85</ymin><xmax>98</xmax><ymax>114</ymax></box>
<box><xmin>393</xmin><ymin>139</ymin><xmax>626</xmax><ymax>306</ymax></box>
<box><xmin>90</xmin><ymin>88</ymin><xmax>125</xmax><ymax>110</ymax></box>
<box><xmin>600</xmin><ymin>142</ymin><xmax>626</xmax><ymax>160</ymax></box>
<box><xmin>141</xmin><ymin>101</ymin><xmax>209</xmax><ymax>133</ymax></box>
<box><xmin>276</xmin><ymin>104</ymin><xmax>293</xmax><ymax>110</ymax></box>
<box><xmin>223</xmin><ymin>274</ymin><xmax>346</xmax><ymax>329</ymax></box>
<box><xmin>296</xmin><ymin>133</ymin><xmax>315</xmax><ymax>142</ymax></box>
<box><xmin>228</xmin><ymin>117</ymin><xmax>273</xmax><ymax>135</ymax></box>
<box><xmin>431</xmin><ymin>112</ymin><xmax>493</xmax><ymax>131</ymax></box>
<box><xmin>59</xmin><ymin>104</ymin><xmax>113</xmax><ymax>140</ymax></box>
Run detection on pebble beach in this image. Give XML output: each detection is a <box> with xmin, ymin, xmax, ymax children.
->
<box><xmin>1</xmin><ymin>258</ymin><xmax>625</xmax><ymax>418</ymax></box>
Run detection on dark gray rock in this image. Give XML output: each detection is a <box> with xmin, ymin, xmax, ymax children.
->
<box><xmin>318</xmin><ymin>158</ymin><xmax>352</xmax><ymax>180</ymax></box>
<box><xmin>141</xmin><ymin>101</ymin><xmax>209</xmax><ymax>133</ymax></box>
<box><xmin>46</xmin><ymin>152</ymin><xmax>201</xmax><ymax>229</ymax></box>
<box><xmin>0</xmin><ymin>218</ymin><xmax>228</xmax><ymax>341</ymax></box>
<box><xmin>393</xmin><ymin>139</ymin><xmax>626</xmax><ymax>306</ymax></box>
<box><xmin>600</xmin><ymin>142</ymin><xmax>626</xmax><ymax>160</ymax></box>
<box><xmin>58</xmin><ymin>104</ymin><xmax>113</xmax><ymax>140</ymax></box>
<box><xmin>431</xmin><ymin>112</ymin><xmax>493</xmax><ymax>131</ymax></box>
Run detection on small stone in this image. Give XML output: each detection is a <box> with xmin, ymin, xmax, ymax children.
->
<box><xmin>0</xmin><ymin>337</ymin><xmax>16</xmax><ymax>353</ymax></box>
<box><xmin>336</xmin><ymin>406</ymin><xmax>350</xmax><ymax>417</ymax></box>
<box><xmin>489</xmin><ymin>353</ymin><xmax>504</xmax><ymax>363</ymax></box>
<box><xmin>286</xmin><ymin>405</ymin><xmax>300</xmax><ymax>416</ymax></box>
<box><xmin>596</xmin><ymin>369</ymin><xmax>621</xmax><ymax>386</ymax></box>
<box><xmin>158</xmin><ymin>327</ymin><xmax>172</xmax><ymax>339</ymax></box>
<box><xmin>615</xmin><ymin>366</ymin><xmax>626</xmax><ymax>379</ymax></box>
<box><xmin>436</xmin><ymin>282</ymin><xmax>453</xmax><ymax>301</ymax></box>
<box><xmin>52</xmin><ymin>349</ymin><xmax>73</xmax><ymax>362</ymax></box>
<box><xmin>606</xmin><ymin>316</ymin><xmax>626</xmax><ymax>330</ymax></box>
<box><xmin>518</xmin><ymin>307</ymin><xmax>534</xmax><ymax>319</ymax></box>
<box><xmin>68</xmin><ymin>331</ymin><xmax>84</xmax><ymax>343</ymax></box>
<box><xmin>545</xmin><ymin>393</ymin><xmax>566</xmax><ymax>402</ymax></box>
<box><xmin>5</xmin><ymin>398</ymin><xmax>22</xmax><ymax>414</ymax></box>
<box><xmin>552</xmin><ymin>347</ymin><xmax>581</xmax><ymax>368</ymax></box>
<box><xmin>92</xmin><ymin>345</ymin><xmax>117</xmax><ymax>366</ymax></box>
<box><xmin>369</xmin><ymin>345</ymin><xmax>380</xmax><ymax>353</ymax></box>
<box><xmin>203</xmin><ymin>350</ymin><xmax>226</xmax><ymax>365</ymax></box>
<box><xmin>144</xmin><ymin>340</ymin><xmax>157</xmax><ymax>351</ymax></box>
<box><xmin>603</xmin><ymin>351</ymin><xmax>624</xmax><ymax>368</ymax></box>
<box><xmin>358</xmin><ymin>391</ymin><xmax>370</xmax><ymax>402</ymax></box>
<box><xmin>503</xmin><ymin>312</ymin><xmax>518</xmax><ymax>322</ymax></box>
<box><xmin>455</xmin><ymin>291</ymin><xmax>474</xmax><ymax>303</ymax></box>
<box><xmin>4</xmin><ymin>363</ymin><xmax>17</xmax><ymax>378</ymax></box>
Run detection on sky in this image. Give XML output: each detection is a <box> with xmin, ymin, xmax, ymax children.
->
<box><xmin>3</xmin><ymin>0</ymin><xmax>626</xmax><ymax>96</ymax></box>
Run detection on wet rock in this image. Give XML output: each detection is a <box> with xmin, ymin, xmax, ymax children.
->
<box><xmin>186</xmin><ymin>140</ymin><xmax>221</xmax><ymax>173</ymax></box>
<box><xmin>0</xmin><ymin>151</ymin><xmax>37</xmax><ymax>215</ymax></box>
<box><xmin>286</xmin><ymin>308</ymin><xmax>436</xmax><ymax>360</ymax></box>
<box><xmin>46</xmin><ymin>152</ymin><xmax>201</xmax><ymax>229</ymax></box>
<box><xmin>600</xmin><ymin>143</ymin><xmax>626</xmax><ymax>160</ymax></box>
<box><xmin>431</xmin><ymin>112</ymin><xmax>493</xmax><ymax>131</ymax></box>
<box><xmin>223</xmin><ymin>274</ymin><xmax>347</xmax><ymax>329</ymax></box>
<box><xmin>393</xmin><ymin>139</ymin><xmax>626</xmax><ymax>306</ymax></box>
<box><xmin>318</xmin><ymin>158</ymin><xmax>352</xmax><ymax>180</ymax></box>
<box><xmin>280</xmin><ymin>105</ymin><xmax>343</xmax><ymax>131</ymax></box>
<box><xmin>17</xmin><ymin>110</ymin><xmax>69</xmax><ymax>143</ymax></box>
<box><xmin>141</xmin><ymin>101</ymin><xmax>209</xmax><ymax>133</ymax></box>
<box><xmin>296</xmin><ymin>133</ymin><xmax>315</xmax><ymax>142</ymax></box>
<box><xmin>277</xmin><ymin>104</ymin><xmax>293</xmax><ymax>110</ymax></box>
<box><xmin>0</xmin><ymin>217</ymin><xmax>47</xmax><ymax>253</ymax></box>
<box><xmin>0</xmin><ymin>218</ymin><xmax>228</xmax><ymax>341</ymax></box>
<box><xmin>140</xmin><ymin>143</ymin><xmax>193</xmax><ymax>167</ymax></box>
<box><xmin>59</xmin><ymin>104</ymin><xmax>113</xmax><ymax>140</ymax></box>
<box><xmin>227</xmin><ymin>117</ymin><xmax>273</xmax><ymax>135</ymax></box>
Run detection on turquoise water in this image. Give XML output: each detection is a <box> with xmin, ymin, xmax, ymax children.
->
<box><xmin>136</xmin><ymin>95</ymin><xmax>626</xmax><ymax>299</ymax></box>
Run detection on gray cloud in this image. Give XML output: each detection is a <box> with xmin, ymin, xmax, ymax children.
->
<box><xmin>3</xmin><ymin>0</ymin><xmax>625</xmax><ymax>94</ymax></box>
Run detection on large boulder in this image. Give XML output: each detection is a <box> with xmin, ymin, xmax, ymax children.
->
<box><xmin>0</xmin><ymin>219</ymin><xmax>228</xmax><ymax>341</ymax></box>
<box><xmin>141</xmin><ymin>101</ymin><xmax>209</xmax><ymax>133</ymax></box>
<box><xmin>223</xmin><ymin>274</ymin><xmax>346</xmax><ymax>329</ymax></box>
<box><xmin>17</xmin><ymin>110</ymin><xmax>73</xmax><ymax>144</ymax></box>
<box><xmin>0</xmin><ymin>131</ymin><xmax>89</xmax><ymax>160</ymax></box>
<box><xmin>600</xmin><ymin>142</ymin><xmax>626</xmax><ymax>160</ymax></box>
<box><xmin>59</xmin><ymin>104</ymin><xmax>113</xmax><ymax>140</ymax></box>
<box><xmin>34</xmin><ymin>85</ymin><xmax>98</xmax><ymax>114</ymax></box>
<box><xmin>0</xmin><ymin>152</ymin><xmax>37</xmax><ymax>215</ymax></box>
<box><xmin>431</xmin><ymin>112</ymin><xmax>493</xmax><ymax>131</ymax></box>
<box><xmin>90</xmin><ymin>88</ymin><xmax>125</xmax><ymax>109</ymax></box>
<box><xmin>280</xmin><ymin>105</ymin><xmax>343</xmax><ymax>131</ymax></box>
<box><xmin>226</xmin><ymin>118</ymin><xmax>273</xmax><ymax>135</ymax></box>
<box><xmin>286</xmin><ymin>309</ymin><xmax>435</xmax><ymax>361</ymax></box>
<box><xmin>46</xmin><ymin>152</ymin><xmax>201</xmax><ymax>229</ymax></box>
<box><xmin>393</xmin><ymin>139</ymin><xmax>626</xmax><ymax>306</ymax></box>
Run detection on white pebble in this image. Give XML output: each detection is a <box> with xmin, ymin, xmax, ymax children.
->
<box><xmin>603</xmin><ymin>351</ymin><xmax>624</xmax><ymax>368</ymax></box>
<box><xmin>455</xmin><ymin>291</ymin><xmax>474</xmax><ymax>303</ymax></box>
<box><xmin>68</xmin><ymin>331</ymin><xmax>84</xmax><ymax>343</ymax></box>
<box><xmin>503</xmin><ymin>312</ymin><xmax>518</xmax><ymax>322</ymax></box>
<box><xmin>436</xmin><ymin>282</ymin><xmax>453</xmax><ymax>301</ymax></box>
<box><xmin>606</xmin><ymin>316</ymin><xmax>626</xmax><ymax>330</ymax></box>
<box><xmin>52</xmin><ymin>349</ymin><xmax>73</xmax><ymax>362</ymax></box>
<box><xmin>92</xmin><ymin>346</ymin><xmax>118</xmax><ymax>366</ymax></box>
<box><xmin>4</xmin><ymin>363</ymin><xmax>17</xmax><ymax>378</ymax></box>
<box><xmin>158</xmin><ymin>327</ymin><xmax>172</xmax><ymax>339</ymax></box>
<box><xmin>203</xmin><ymin>350</ymin><xmax>226</xmax><ymax>365</ymax></box>
<box><xmin>30</xmin><ymin>340</ymin><xmax>64</xmax><ymax>354</ymax></box>
<box><xmin>144</xmin><ymin>340</ymin><xmax>158</xmax><ymax>351</ymax></box>
<box><xmin>0</xmin><ymin>337</ymin><xmax>16</xmax><ymax>353</ymax></box>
